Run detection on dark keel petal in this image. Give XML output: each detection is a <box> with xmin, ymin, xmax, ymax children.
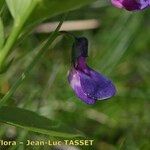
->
<box><xmin>79</xmin><ymin>67</ymin><xmax>116</xmax><ymax>101</ymax></box>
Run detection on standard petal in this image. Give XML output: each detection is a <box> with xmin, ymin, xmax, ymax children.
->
<box><xmin>79</xmin><ymin>68</ymin><xmax>116</xmax><ymax>100</ymax></box>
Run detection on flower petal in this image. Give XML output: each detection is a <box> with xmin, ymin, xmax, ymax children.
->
<box><xmin>111</xmin><ymin>0</ymin><xmax>150</xmax><ymax>10</ymax></box>
<box><xmin>75</xmin><ymin>86</ymin><xmax>96</xmax><ymax>104</ymax></box>
<box><xmin>79</xmin><ymin>67</ymin><xmax>116</xmax><ymax>100</ymax></box>
<box><xmin>68</xmin><ymin>69</ymin><xmax>96</xmax><ymax>104</ymax></box>
<box><xmin>111</xmin><ymin>0</ymin><xmax>124</xmax><ymax>8</ymax></box>
<box><xmin>122</xmin><ymin>0</ymin><xmax>140</xmax><ymax>10</ymax></box>
<box><xmin>139</xmin><ymin>0</ymin><xmax>149</xmax><ymax>9</ymax></box>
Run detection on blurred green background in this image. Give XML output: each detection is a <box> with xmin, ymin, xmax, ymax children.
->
<box><xmin>0</xmin><ymin>1</ymin><xmax>150</xmax><ymax>150</ymax></box>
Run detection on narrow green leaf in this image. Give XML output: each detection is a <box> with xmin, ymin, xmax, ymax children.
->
<box><xmin>0</xmin><ymin>17</ymin><xmax>4</xmax><ymax>49</ymax></box>
<box><xmin>0</xmin><ymin>58</ymin><xmax>13</xmax><ymax>74</ymax></box>
<box><xmin>6</xmin><ymin>0</ymin><xmax>37</xmax><ymax>21</ymax></box>
<box><xmin>0</xmin><ymin>17</ymin><xmax>66</xmax><ymax>106</ymax></box>
<box><xmin>0</xmin><ymin>0</ymin><xmax>38</xmax><ymax>70</ymax></box>
<box><xmin>0</xmin><ymin>106</ymin><xmax>83</xmax><ymax>138</ymax></box>
<box><xmin>28</xmin><ymin>0</ymin><xmax>95</xmax><ymax>25</ymax></box>
<box><xmin>0</xmin><ymin>0</ymin><xmax>5</xmax><ymax>10</ymax></box>
<box><xmin>99</xmin><ymin>13</ymin><xmax>141</xmax><ymax>75</ymax></box>
<box><xmin>6</xmin><ymin>0</ymin><xmax>94</xmax><ymax>23</ymax></box>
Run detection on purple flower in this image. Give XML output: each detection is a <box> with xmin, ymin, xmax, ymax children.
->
<box><xmin>68</xmin><ymin>37</ymin><xmax>116</xmax><ymax>104</ymax></box>
<box><xmin>111</xmin><ymin>0</ymin><xmax>150</xmax><ymax>11</ymax></box>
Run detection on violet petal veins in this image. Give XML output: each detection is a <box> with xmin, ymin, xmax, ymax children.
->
<box><xmin>68</xmin><ymin>37</ymin><xmax>116</xmax><ymax>104</ymax></box>
<box><xmin>111</xmin><ymin>0</ymin><xmax>150</xmax><ymax>11</ymax></box>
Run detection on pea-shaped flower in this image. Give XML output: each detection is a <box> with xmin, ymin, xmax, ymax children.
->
<box><xmin>111</xmin><ymin>0</ymin><xmax>150</xmax><ymax>11</ymax></box>
<box><xmin>68</xmin><ymin>37</ymin><xmax>116</xmax><ymax>104</ymax></box>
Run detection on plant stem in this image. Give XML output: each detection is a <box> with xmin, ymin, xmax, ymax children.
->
<box><xmin>0</xmin><ymin>17</ymin><xmax>4</xmax><ymax>49</ymax></box>
<box><xmin>59</xmin><ymin>31</ymin><xmax>77</xmax><ymax>41</ymax></box>
<box><xmin>0</xmin><ymin>15</ymin><xmax>66</xmax><ymax>107</ymax></box>
<box><xmin>0</xmin><ymin>1</ymin><xmax>37</xmax><ymax>70</ymax></box>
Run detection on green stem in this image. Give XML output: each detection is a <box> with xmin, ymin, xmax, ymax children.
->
<box><xmin>0</xmin><ymin>17</ymin><xmax>4</xmax><ymax>49</ymax></box>
<box><xmin>0</xmin><ymin>15</ymin><xmax>66</xmax><ymax>107</ymax></box>
<box><xmin>0</xmin><ymin>1</ymin><xmax>37</xmax><ymax>70</ymax></box>
<box><xmin>59</xmin><ymin>31</ymin><xmax>77</xmax><ymax>41</ymax></box>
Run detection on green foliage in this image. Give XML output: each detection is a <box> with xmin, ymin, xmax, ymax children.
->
<box><xmin>0</xmin><ymin>17</ymin><xmax>4</xmax><ymax>49</ymax></box>
<box><xmin>6</xmin><ymin>0</ymin><xmax>36</xmax><ymax>21</ymax></box>
<box><xmin>0</xmin><ymin>0</ymin><xmax>4</xmax><ymax>10</ymax></box>
<box><xmin>28</xmin><ymin>0</ymin><xmax>94</xmax><ymax>25</ymax></box>
<box><xmin>0</xmin><ymin>0</ymin><xmax>149</xmax><ymax>149</ymax></box>
<box><xmin>0</xmin><ymin>106</ymin><xmax>82</xmax><ymax>137</ymax></box>
<box><xmin>0</xmin><ymin>18</ymin><xmax>64</xmax><ymax>106</ymax></box>
<box><xmin>6</xmin><ymin>0</ymin><xmax>94</xmax><ymax>23</ymax></box>
<box><xmin>0</xmin><ymin>0</ymin><xmax>95</xmax><ymax>142</ymax></box>
<box><xmin>99</xmin><ymin>12</ymin><xmax>142</xmax><ymax>75</ymax></box>
<box><xmin>0</xmin><ymin>0</ymin><xmax>94</xmax><ymax>74</ymax></box>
